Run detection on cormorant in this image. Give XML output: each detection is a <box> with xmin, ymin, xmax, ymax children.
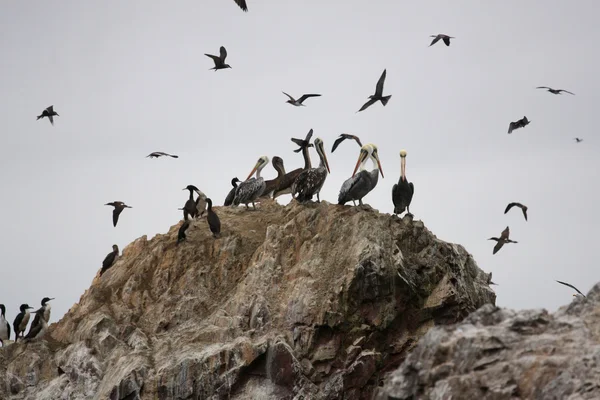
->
<box><xmin>331</xmin><ymin>133</ymin><xmax>362</xmax><ymax>153</ymax></box>
<box><xmin>536</xmin><ymin>87</ymin><xmax>575</xmax><ymax>95</ymax></box>
<box><xmin>233</xmin><ymin>156</ymin><xmax>269</xmax><ymax>209</ymax></box>
<box><xmin>556</xmin><ymin>280</ymin><xmax>586</xmax><ymax>298</ymax></box>
<box><xmin>338</xmin><ymin>144</ymin><xmax>384</xmax><ymax>206</ymax></box>
<box><xmin>177</xmin><ymin>220</ymin><xmax>190</xmax><ymax>245</ymax></box>
<box><xmin>205</xmin><ymin>46</ymin><xmax>232</xmax><ymax>71</ymax></box>
<box><xmin>292</xmin><ymin>138</ymin><xmax>330</xmax><ymax>202</ymax></box>
<box><xmin>504</xmin><ymin>202</ymin><xmax>528</xmax><ymax>221</ymax></box>
<box><xmin>429</xmin><ymin>34</ymin><xmax>455</xmax><ymax>47</ymax></box>
<box><xmin>392</xmin><ymin>150</ymin><xmax>414</xmax><ymax>216</ymax></box>
<box><xmin>37</xmin><ymin>105</ymin><xmax>59</xmax><ymax>125</ymax></box>
<box><xmin>39</xmin><ymin>297</ymin><xmax>54</xmax><ymax>323</ymax></box>
<box><xmin>261</xmin><ymin>157</ymin><xmax>286</xmax><ymax>199</ymax></box>
<box><xmin>12</xmin><ymin>304</ymin><xmax>33</xmax><ymax>342</ymax></box>
<box><xmin>508</xmin><ymin>116</ymin><xmax>531</xmax><ymax>134</ymax></box>
<box><xmin>488</xmin><ymin>227</ymin><xmax>517</xmax><ymax>255</ymax></box>
<box><xmin>195</xmin><ymin>189</ymin><xmax>208</xmax><ymax>218</ymax></box>
<box><xmin>146</xmin><ymin>152</ymin><xmax>178</xmax><ymax>158</ymax></box>
<box><xmin>24</xmin><ymin>308</ymin><xmax>47</xmax><ymax>341</ymax></box>
<box><xmin>282</xmin><ymin>92</ymin><xmax>322</xmax><ymax>107</ymax></box>
<box><xmin>101</xmin><ymin>245</ymin><xmax>119</xmax><ymax>276</ymax></box>
<box><xmin>357</xmin><ymin>70</ymin><xmax>392</xmax><ymax>112</ymax></box>
<box><xmin>182</xmin><ymin>185</ymin><xmax>202</xmax><ymax>220</ymax></box>
<box><xmin>224</xmin><ymin>178</ymin><xmax>241</xmax><ymax>206</ymax></box>
<box><xmin>105</xmin><ymin>201</ymin><xmax>132</xmax><ymax>227</ymax></box>
<box><xmin>0</xmin><ymin>304</ymin><xmax>10</xmax><ymax>345</ymax></box>
<box><xmin>206</xmin><ymin>198</ymin><xmax>221</xmax><ymax>238</ymax></box>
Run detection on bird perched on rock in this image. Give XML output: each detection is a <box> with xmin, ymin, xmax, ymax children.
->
<box><xmin>556</xmin><ymin>280</ymin><xmax>586</xmax><ymax>298</ymax></box>
<box><xmin>261</xmin><ymin>157</ymin><xmax>286</xmax><ymax>199</ymax></box>
<box><xmin>206</xmin><ymin>198</ymin><xmax>221</xmax><ymax>238</ymax></box>
<box><xmin>274</xmin><ymin>131</ymin><xmax>314</xmax><ymax>199</ymax></box>
<box><xmin>429</xmin><ymin>34</ymin><xmax>454</xmax><ymax>47</ymax></box>
<box><xmin>146</xmin><ymin>151</ymin><xmax>178</xmax><ymax>158</ymax></box>
<box><xmin>536</xmin><ymin>86</ymin><xmax>575</xmax><ymax>95</ymax></box>
<box><xmin>38</xmin><ymin>297</ymin><xmax>54</xmax><ymax>322</ymax></box>
<box><xmin>37</xmin><ymin>105</ymin><xmax>59</xmax><ymax>125</ymax></box>
<box><xmin>195</xmin><ymin>190</ymin><xmax>208</xmax><ymax>218</ymax></box>
<box><xmin>24</xmin><ymin>308</ymin><xmax>47</xmax><ymax>341</ymax></box>
<box><xmin>357</xmin><ymin>69</ymin><xmax>392</xmax><ymax>113</ymax></box>
<box><xmin>105</xmin><ymin>201</ymin><xmax>132</xmax><ymax>227</ymax></box>
<box><xmin>12</xmin><ymin>304</ymin><xmax>33</xmax><ymax>342</ymax></box>
<box><xmin>224</xmin><ymin>177</ymin><xmax>241</xmax><ymax>206</ymax></box>
<box><xmin>182</xmin><ymin>185</ymin><xmax>202</xmax><ymax>220</ymax></box>
<box><xmin>504</xmin><ymin>202</ymin><xmax>528</xmax><ymax>221</ymax></box>
<box><xmin>331</xmin><ymin>134</ymin><xmax>362</xmax><ymax>153</ymax></box>
<box><xmin>0</xmin><ymin>304</ymin><xmax>10</xmax><ymax>345</ymax></box>
<box><xmin>282</xmin><ymin>92</ymin><xmax>321</xmax><ymax>107</ymax></box>
<box><xmin>100</xmin><ymin>245</ymin><xmax>119</xmax><ymax>276</ymax></box>
<box><xmin>177</xmin><ymin>220</ymin><xmax>190</xmax><ymax>245</ymax></box>
<box><xmin>292</xmin><ymin>138</ymin><xmax>330</xmax><ymax>202</ymax></box>
<box><xmin>488</xmin><ymin>227</ymin><xmax>517</xmax><ymax>255</ymax></box>
<box><xmin>392</xmin><ymin>150</ymin><xmax>414</xmax><ymax>217</ymax></box>
<box><xmin>234</xmin><ymin>156</ymin><xmax>269</xmax><ymax>209</ymax></box>
<box><xmin>205</xmin><ymin>46</ymin><xmax>232</xmax><ymax>71</ymax></box>
<box><xmin>508</xmin><ymin>116</ymin><xmax>530</xmax><ymax>134</ymax></box>
<box><xmin>338</xmin><ymin>144</ymin><xmax>384</xmax><ymax>207</ymax></box>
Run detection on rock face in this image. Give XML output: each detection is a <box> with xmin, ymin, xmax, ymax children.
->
<box><xmin>0</xmin><ymin>201</ymin><xmax>494</xmax><ymax>399</ymax></box>
<box><xmin>376</xmin><ymin>285</ymin><xmax>600</xmax><ymax>400</ymax></box>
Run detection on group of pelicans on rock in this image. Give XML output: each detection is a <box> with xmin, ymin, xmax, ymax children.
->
<box><xmin>0</xmin><ymin>298</ymin><xmax>53</xmax><ymax>346</ymax></box>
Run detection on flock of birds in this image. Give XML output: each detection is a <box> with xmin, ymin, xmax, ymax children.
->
<box><xmin>0</xmin><ymin>1</ymin><xmax>589</xmax><ymax>347</ymax></box>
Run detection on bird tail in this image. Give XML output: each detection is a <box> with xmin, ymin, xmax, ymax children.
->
<box><xmin>380</xmin><ymin>95</ymin><xmax>392</xmax><ymax>106</ymax></box>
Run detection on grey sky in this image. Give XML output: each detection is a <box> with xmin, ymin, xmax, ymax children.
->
<box><xmin>1</xmin><ymin>1</ymin><xmax>598</xmax><ymax>324</ymax></box>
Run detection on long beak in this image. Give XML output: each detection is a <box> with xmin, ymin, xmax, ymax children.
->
<box><xmin>247</xmin><ymin>160</ymin><xmax>262</xmax><ymax>180</ymax></box>
<box><xmin>375</xmin><ymin>154</ymin><xmax>384</xmax><ymax>178</ymax></box>
<box><xmin>49</xmin><ymin>298</ymin><xmax>55</xmax><ymax>300</ymax></box>
<box><xmin>321</xmin><ymin>146</ymin><xmax>331</xmax><ymax>174</ymax></box>
<box><xmin>352</xmin><ymin>151</ymin><xmax>367</xmax><ymax>177</ymax></box>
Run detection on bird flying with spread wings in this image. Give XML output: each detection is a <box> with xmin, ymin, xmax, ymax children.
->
<box><xmin>504</xmin><ymin>202</ymin><xmax>528</xmax><ymax>221</ymax></box>
<box><xmin>331</xmin><ymin>134</ymin><xmax>362</xmax><ymax>153</ymax></box>
<box><xmin>357</xmin><ymin>69</ymin><xmax>392</xmax><ymax>112</ymax></box>
<box><xmin>536</xmin><ymin>86</ymin><xmax>575</xmax><ymax>95</ymax></box>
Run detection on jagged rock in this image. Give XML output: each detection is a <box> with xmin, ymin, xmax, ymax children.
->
<box><xmin>0</xmin><ymin>201</ymin><xmax>494</xmax><ymax>399</ymax></box>
<box><xmin>376</xmin><ymin>284</ymin><xmax>600</xmax><ymax>400</ymax></box>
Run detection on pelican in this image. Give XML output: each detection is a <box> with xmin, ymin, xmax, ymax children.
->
<box><xmin>205</xmin><ymin>46</ymin><xmax>232</xmax><ymax>71</ymax></box>
<box><xmin>234</xmin><ymin>156</ymin><xmax>269</xmax><ymax>209</ymax></box>
<box><xmin>37</xmin><ymin>105</ymin><xmax>59</xmax><ymax>125</ymax></box>
<box><xmin>392</xmin><ymin>149</ymin><xmax>414</xmax><ymax>216</ymax></box>
<box><xmin>261</xmin><ymin>157</ymin><xmax>286</xmax><ymax>199</ymax></box>
<box><xmin>292</xmin><ymin>138</ymin><xmax>331</xmax><ymax>202</ymax></box>
<box><xmin>429</xmin><ymin>34</ymin><xmax>454</xmax><ymax>47</ymax></box>
<box><xmin>273</xmin><ymin>130</ymin><xmax>314</xmax><ymax>199</ymax></box>
<box><xmin>488</xmin><ymin>227</ymin><xmax>517</xmax><ymax>255</ymax></box>
<box><xmin>357</xmin><ymin>70</ymin><xmax>392</xmax><ymax>113</ymax></box>
<box><xmin>504</xmin><ymin>202</ymin><xmax>528</xmax><ymax>221</ymax></box>
<box><xmin>536</xmin><ymin>87</ymin><xmax>575</xmax><ymax>95</ymax></box>
<box><xmin>224</xmin><ymin>177</ymin><xmax>241</xmax><ymax>206</ymax></box>
<box><xmin>282</xmin><ymin>92</ymin><xmax>321</xmax><ymax>107</ymax></box>
<box><xmin>105</xmin><ymin>201</ymin><xmax>132</xmax><ymax>227</ymax></box>
<box><xmin>508</xmin><ymin>116</ymin><xmax>530</xmax><ymax>134</ymax></box>
<box><xmin>338</xmin><ymin>144</ymin><xmax>384</xmax><ymax>206</ymax></box>
<box><xmin>556</xmin><ymin>280</ymin><xmax>586</xmax><ymax>298</ymax></box>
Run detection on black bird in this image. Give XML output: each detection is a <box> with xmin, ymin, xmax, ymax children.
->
<box><xmin>429</xmin><ymin>34</ymin><xmax>455</xmax><ymax>47</ymax></box>
<box><xmin>206</xmin><ymin>198</ymin><xmax>221</xmax><ymax>238</ymax></box>
<box><xmin>205</xmin><ymin>46</ymin><xmax>232</xmax><ymax>71</ymax></box>
<box><xmin>292</xmin><ymin>137</ymin><xmax>331</xmax><ymax>202</ymax></box>
<box><xmin>0</xmin><ymin>304</ymin><xmax>10</xmax><ymax>345</ymax></box>
<box><xmin>282</xmin><ymin>92</ymin><xmax>322</xmax><ymax>107</ymax></box>
<box><xmin>274</xmin><ymin>130</ymin><xmax>314</xmax><ymax>198</ymax></box>
<box><xmin>224</xmin><ymin>177</ymin><xmax>241</xmax><ymax>206</ymax></box>
<box><xmin>536</xmin><ymin>87</ymin><xmax>575</xmax><ymax>95</ymax></box>
<box><xmin>488</xmin><ymin>227</ymin><xmax>517</xmax><ymax>255</ymax></box>
<box><xmin>105</xmin><ymin>201</ymin><xmax>132</xmax><ymax>227</ymax></box>
<box><xmin>357</xmin><ymin>69</ymin><xmax>392</xmax><ymax>113</ymax></box>
<box><xmin>504</xmin><ymin>202</ymin><xmax>528</xmax><ymax>221</ymax></box>
<box><xmin>37</xmin><ymin>105</ymin><xmax>59</xmax><ymax>125</ymax></box>
<box><xmin>13</xmin><ymin>304</ymin><xmax>33</xmax><ymax>342</ymax></box>
<box><xmin>182</xmin><ymin>185</ymin><xmax>202</xmax><ymax>220</ymax></box>
<box><xmin>39</xmin><ymin>297</ymin><xmax>54</xmax><ymax>323</ymax></box>
<box><xmin>177</xmin><ymin>220</ymin><xmax>190</xmax><ymax>245</ymax></box>
<box><xmin>290</xmin><ymin>129</ymin><xmax>315</xmax><ymax>153</ymax></box>
<box><xmin>24</xmin><ymin>308</ymin><xmax>47</xmax><ymax>341</ymax></box>
<box><xmin>147</xmin><ymin>152</ymin><xmax>178</xmax><ymax>158</ymax></box>
<box><xmin>574</xmin><ymin>138</ymin><xmax>583</xmax><ymax>143</ymax></box>
<box><xmin>331</xmin><ymin>134</ymin><xmax>363</xmax><ymax>153</ymax></box>
<box><xmin>100</xmin><ymin>244</ymin><xmax>119</xmax><ymax>276</ymax></box>
<box><xmin>556</xmin><ymin>280</ymin><xmax>586</xmax><ymax>298</ymax></box>
<box><xmin>392</xmin><ymin>150</ymin><xmax>414</xmax><ymax>217</ymax></box>
<box><xmin>233</xmin><ymin>0</ymin><xmax>248</xmax><ymax>12</ymax></box>
<box><xmin>508</xmin><ymin>116</ymin><xmax>531</xmax><ymax>134</ymax></box>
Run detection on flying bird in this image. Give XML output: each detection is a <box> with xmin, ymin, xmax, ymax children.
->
<box><xmin>331</xmin><ymin>134</ymin><xmax>363</xmax><ymax>153</ymax></box>
<box><xmin>205</xmin><ymin>46</ymin><xmax>232</xmax><ymax>71</ymax></box>
<box><xmin>488</xmin><ymin>226</ymin><xmax>517</xmax><ymax>255</ymax></box>
<box><xmin>37</xmin><ymin>105</ymin><xmax>59</xmax><ymax>125</ymax></box>
<box><xmin>206</xmin><ymin>198</ymin><xmax>221</xmax><ymax>238</ymax></box>
<box><xmin>146</xmin><ymin>152</ymin><xmax>178</xmax><ymax>158</ymax></box>
<box><xmin>536</xmin><ymin>87</ymin><xmax>575</xmax><ymax>95</ymax></box>
<box><xmin>292</xmin><ymin>137</ymin><xmax>330</xmax><ymax>203</ymax></box>
<box><xmin>392</xmin><ymin>150</ymin><xmax>414</xmax><ymax>217</ymax></box>
<box><xmin>274</xmin><ymin>131</ymin><xmax>314</xmax><ymax>199</ymax></box>
<box><xmin>177</xmin><ymin>220</ymin><xmax>190</xmax><ymax>245</ymax></box>
<box><xmin>508</xmin><ymin>116</ymin><xmax>531</xmax><ymax>134</ymax></box>
<box><xmin>224</xmin><ymin>177</ymin><xmax>241</xmax><ymax>206</ymax></box>
<box><xmin>12</xmin><ymin>304</ymin><xmax>33</xmax><ymax>342</ymax></box>
<box><xmin>100</xmin><ymin>245</ymin><xmax>119</xmax><ymax>276</ymax></box>
<box><xmin>338</xmin><ymin>144</ymin><xmax>384</xmax><ymax>207</ymax></box>
<box><xmin>574</xmin><ymin>138</ymin><xmax>583</xmax><ymax>143</ymax></box>
<box><xmin>282</xmin><ymin>92</ymin><xmax>321</xmax><ymax>107</ymax></box>
<box><xmin>556</xmin><ymin>280</ymin><xmax>586</xmax><ymax>298</ymax></box>
<box><xmin>504</xmin><ymin>202</ymin><xmax>528</xmax><ymax>221</ymax></box>
<box><xmin>105</xmin><ymin>201</ymin><xmax>132</xmax><ymax>227</ymax></box>
<box><xmin>233</xmin><ymin>0</ymin><xmax>248</xmax><ymax>12</ymax></box>
<box><xmin>357</xmin><ymin>69</ymin><xmax>392</xmax><ymax>113</ymax></box>
<box><xmin>429</xmin><ymin>34</ymin><xmax>454</xmax><ymax>47</ymax></box>
<box><xmin>291</xmin><ymin>129</ymin><xmax>315</xmax><ymax>153</ymax></box>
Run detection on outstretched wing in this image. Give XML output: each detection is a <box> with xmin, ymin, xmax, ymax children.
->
<box><xmin>233</xmin><ymin>0</ymin><xmax>248</xmax><ymax>12</ymax></box>
<box><xmin>204</xmin><ymin>53</ymin><xmax>220</xmax><ymax>63</ymax></box>
<box><xmin>429</xmin><ymin>35</ymin><xmax>441</xmax><ymax>46</ymax></box>
<box><xmin>375</xmin><ymin>69</ymin><xmax>387</xmax><ymax>97</ymax></box>
<box><xmin>559</xmin><ymin>90</ymin><xmax>575</xmax><ymax>95</ymax></box>
<box><xmin>282</xmin><ymin>92</ymin><xmax>295</xmax><ymax>102</ymax></box>
<box><xmin>220</xmin><ymin>46</ymin><xmax>228</xmax><ymax>61</ymax></box>
<box><xmin>536</xmin><ymin>86</ymin><xmax>552</xmax><ymax>90</ymax></box>
<box><xmin>47</xmin><ymin>105</ymin><xmax>54</xmax><ymax>113</ymax></box>
<box><xmin>504</xmin><ymin>202</ymin><xmax>519</xmax><ymax>214</ymax></box>
<box><xmin>492</xmin><ymin>240</ymin><xmax>504</xmax><ymax>255</ymax></box>
<box><xmin>297</xmin><ymin>94</ymin><xmax>321</xmax><ymax>103</ymax></box>
<box><xmin>443</xmin><ymin>36</ymin><xmax>451</xmax><ymax>46</ymax></box>
<box><xmin>331</xmin><ymin>134</ymin><xmax>362</xmax><ymax>153</ymax></box>
<box><xmin>357</xmin><ymin>98</ymin><xmax>377</xmax><ymax>113</ymax></box>
<box><xmin>556</xmin><ymin>280</ymin><xmax>585</xmax><ymax>296</ymax></box>
<box><xmin>113</xmin><ymin>208</ymin><xmax>123</xmax><ymax>227</ymax></box>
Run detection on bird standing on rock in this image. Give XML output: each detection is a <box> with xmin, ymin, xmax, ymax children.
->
<box><xmin>100</xmin><ymin>245</ymin><xmax>119</xmax><ymax>276</ymax></box>
<box><xmin>206</xmin><ymin>198</ymin><xmax>221</xmax><ymax>238</ymax></box>
<box><xmin>392</xmin><ymin>150</ymin><xmax>414</xmax><ymax>217</ymax></box>
<box><xmin>182</xmin><ymin>185</ymin><xmax>202</xmax><ymax>220</ymax></box>
<box><xmin>24</xmin><ymin>308</ymin><xmax>47</xmax><ymax>341</ymax></box>
<box><xmin>12</xmin><ymin>304</ymin><xmax>33</xmax><ymax>342</ymax></box>
<box><xmin>292</xmin><ymin>137</ymin><xmax>330</xmax><ymax>203</ymax></box>
<box><xmin>0</xmin><ymin>304</ymin><xmax>10</xmax><ymax>345</ymax></box>
<box><xmin>224</xmin><ymin>178</ymin><xmax>241</xmax><ymax>206</ymax></box>
<box><xmin>338</xmin><ymin>144</ymin><xmax>384</xmax><ymax>207</ymax></box>
<box><xmin>177</xmin><ymin>220</ymin><xmax>190</xmax><ymax>245</ymax></box>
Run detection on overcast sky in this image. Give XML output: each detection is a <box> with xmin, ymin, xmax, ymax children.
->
<box><xmin>1</xmin><ymin>1</ymin><xmax>598</xmax><ymax>326</ymax></box>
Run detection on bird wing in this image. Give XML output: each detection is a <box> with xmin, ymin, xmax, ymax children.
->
<box><xmin>504</xmin><ymin>202</ymin><xmax>519</xmax><ymax>214</ymax></box>
<box><xmin>102</xmin><ymin>251</ymin><xmax>116</xmax><ymax>269</ymax></box>
<box><xmin>282</xmin><ymin>92</ymin><xmax>295</xmax><ymax>102</ymax></box>
<box><xmin>559</xmin><ymin>90</ymin><xmax>575</xmax><ymax>95</ymax></box>
<box><xmin>375</xmin><ymin>69</ymin><xmax>387</xmax><ymax>97</ymax></box>
<box><xmin>492</xmin><ymin>240</ymin><xmax>504</xmax><ymax>255</ymax></box>
<box><xmin>357</xmin><ymin>98</ymin><xmax>377</xmax><ymax>113</ymax></box>
<box><xmin>297</xmin><ymin>94</ymin><xmax>321</xmax><ymax>103</ymax></box>
<box><xmin>233</xmin><ymin>0</ymin><xmax>248</xmax><ymax>11</ymax></box>
<box><xmin>332</xmin><ymin>134</ymin><xmax>362</xmax><ymax>153</ymax></box>
<box><xmin>305</xmin><ymin>128</ymin><xmax>313</xmax><ymax>142</ymax></box>
<box><xmin>443</xmin><ymin>36</ymin><xmax>451</xmax><ymax>46</ymax></box>
<box><xmin>429</xmin><ymin>35</ymin><xmax>441</xmax><ymax>46</ymax></box>
<box><xmin>522</xmin><ymin>208</ymin><xmax>528</xmax><ymax>221</ymax></box>
<box><xmin>48</xmin><ymin>115</ymin><xmax>54</xmax><ymax>125</ymax></box>
<box><xmin>113</xmin><ymin>208</ymin><xmax>123</xmax><ymax>227</ymax></box>
<box><xmin>220</xmin><ymin>46</ymin><xmax>228</xmax><ymax>61</ymax></box>
<box><xmin>204</xmin><ymin>53</ymin><xmax>220</xmax><ymax>62</ymax></box>
<box><xmin>556</xmin><ymin>280</ymin><xmax>585</xmax><ymax>296</ymax></box>
<box><xmin>47</xmin><ymin>105</ymin><xmax>54</xmax><ymax>112</ymax></box>
<box><xmin>508</xmin><ymin>122</ymin><xmax>515</xmax><ymax>134</ymax></box>
<box><xmin>536</xmin><ymin>86</ymin><xmax>552</xmax><ymax>90</ymax></box>
<box><xmin>25</xmin><ymin>314</ymin><xmax>42</xmax><ymax>339</ymax></box>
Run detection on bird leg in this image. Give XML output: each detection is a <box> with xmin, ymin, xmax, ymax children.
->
<box><xmin>317</xmin><ymin>193</ymin><xmax>321</xmax><ymax>203</ymax></box>
<box><xmin>352</xmin><ymin>200</ymin><xmax>356</xmax><ymax>206</ymax></box>
<box><xmin>359</xmin><ymin>199</ymin><xmax>364</xmax><ymax>206</ymax></box>
<box><xmin>252</xmin><ymin>202</ymin><xmax>257</xmax><ymax>210</ymax></box>
<box><xmin>245</xmin><ymin>203</ymin><xmax>249</xmax><ymax>210</ymax></box>
<box><xmin>406</xmin><ymin>206</ymin><xmax>413</xmax><ymax>218</ymax></box>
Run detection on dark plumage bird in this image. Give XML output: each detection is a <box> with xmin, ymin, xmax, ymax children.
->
<box><xmin>224</xmin><ymin>177</ymin><xmax>241</xmax><ymax>206</ymax></box>
<box><xmin>12</xmin><ymin>304</ymin><xmax>33</xmax><ymax>342</ymax></box>
<box><xmin>331</xmin><ymin>134</ymin><xmax>363</xmax><ymax>153</ymax></box>
<box><xmin>233</xmin><ymin>0</ymin><xmax>248</xmax><ymax>12</ymax></box>
<box><xmin>182</xmin><ymin>185</ymin><xmax>202</xmax><ymax>220</ymax></box>
<box><xmin>39</xmin><ymin>297</ymin><xmax>54</xmax><ymax>323</ymax></box>
<box><xmin>146</xmin><ymin>152</ymin><xmax>178</xmax><ymax>158</ymax></box>
<box><xmin>36</xmin><ymin>105</ymin><xmax>59</xmax><ymax>125</ymax></box>
<box><xmin>574</xmin><ymin>138</ymin><xmax>583</xmax><ymax>143</ymax></box>
<box><xmin>206</xmin><ymin>198</ymin><xmax>221</xmax><ymax>238</ymax></box>
<box><xmin>357</xmin><ymin>69</ymin><xmax>392</xmax><ymax>113</ymax></box>
<box><xmin>177</xmin><ymin>220</ymin><xmax>190</xmax><ymax>245</ymax></box>
<box><xmin>508</xmin><ymin>116</ymin><xmax>531</xmax><ymax>134</ymax></box>
<box><xmin>0</xmin><ymin>304</ymin><xmax>10</xmax><ymax>345</ymax></box>
<box><xmin>429</xmin><ymin>34</ymin><xmax>454</xmax><ymax>47</ymax></box>
<box><xmin>233</xmin><ymin>156</ymin><xmax>269</xmax><ymax>209</ymax></box>
<box><xmin>556</xmin><ymin>280</ymin><xmax>586</xmax><ymax>298</ymax></box>
<box><xmin>338</xmin><ymin>144</ymin><xmax>384</xmax><ymax>206</ymax></box>
<box><xmin>105</xmin><ymin>201</ymin><xmax>132</xmax><ymax>227</ymax></box>
<box><xmin>274</xmin><ymin>130</ymin><xmax>314</xmax><ymax>199</ymax></box>
<box><xmin>536</xmin><ymin>87</ymin><xmax>575</xmax><ymax>95</ymax></box>
<box><xmin>100</xmin><ymin>244</ymin><xmax>119</xmax><ymax>276</ymax></box>
<box><xmin>488</xmin><ymin>227</ymin><xmax>517</xmax><ymax>255</ymax></box>
<box><xmin>24</xmin><ymin>308</ymin><xmax>47</xmax><ymax>341</ymax></box>
<box><xmin>392</xmin><ymin>150</ymin><xmax>414</xmax><ymax>217</ymax></box>
<box><xmin>261</xmin><ymin>157</ymin><xmax>286</xmax><ymax>199</ymax></box>
<box><xmin>205</xmin><ymin>46</ymin><xmax>232</xmax><ymax>71</ymax></box>
<box><xmin>504</xmin><ymin>202</ymin><xmax>528</xmax><ymax>221</ymax></box>
<box><xmin>282</xmin><ymin>92</ymin><xmax>322</xmax><ymax>107</ymax></box>
<box><xmin>292</xmin><ymin>137</ymin><xmax>331</xmax><ymax>202</ymax></box>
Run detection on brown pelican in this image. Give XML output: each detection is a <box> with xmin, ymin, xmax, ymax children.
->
<box><xmin>39</xmin><ymin>297</ymin><xmax>54</xmax><ymax>323</ymax></box>
<box><xmin>338</xmin><ymin>144</ymin><xmax>384</xmax><ymax>206</ymax></box>
<box><xmin>392</xmin><ymin>149</ymin><xmax>414</xmax><ymax>216</ymax></box>
<box><xmin>0</xmin><ymin>304</ymin><xmax>10</xmax><ymax>345</ymax></box>
<box><xmin>273</xmin><ymin>130</ymin><xmax>313</xmax><ymax>199</ymax></box>
<box><xmin>261</xmin><ymin>157</ymin><xmax>286</xmax><ymax>198</ymax></box>
<box><xmin>12</xmin><ymin>304</ymin><xmax>33</xmax><ymax>342</ymax></box>
<box><xmin>224</xmin><ymin>177</ymin><xmax>241</xmax><ymax>206</ymax></box>
<box><xmin>331</xmin><ymin>133</ymin><xmax>362</xmax><ymax>153</ymax></box>
<box><xmin>508</xmin><ymin>116</ymin><xmax>531</xmax><ymax>134</ymax></box>
<box><xmin>182</xmin><ymin>185</ymin><xmax>202</xmax><ymax>220</ymax></box>
<box><xmin>233</xmin><ymin>0</ymin><xmax>248</xmax><ymax>12</ymax></box>
<box><xmin>100</xmin><ymin>244</ymin><xmax>119</xmax><ymax>276</ymax></box>
<box><xmin>206</xmin><ymin>198</ymin><xmax>221</xmax><ymax>238</ymax></box>
<box><xmin>24</xmin><ymin>308</ymin><xmax>47</xmax><ymax>341</ymax></box>
<box><xmin>488</xmin><ymin>227</ymin><xmax>517</xmax><ymax>255</ymax></box>
<box><xmin>536</xmin><ymin>87</ymin><xmax>575</xmax><ymax>95</ymax></box>
<box><xmin>357</xmin><ymin>69</ymin><xmax>392</xmax><ymax>113</ymax></box>
<box><xmin>234</xmin><ymin>156</ymin><xmax>269</xmax><ymax>209</ymax></box>
<box><xmin>37</xmin><ymin>105</ymin><xmax>59</xmax><ymax>125</ymax></box>
<box><xmin>147</xmin><ymin>152</ymin><xmax>178</xmax><ymax>158</ymax></box>
<box><xmin>429</xmin><ymin>34</ymin><xmax>454</xmax><ymax>47</ymax></box>
<box><xmin>504</xmin><ymin>202</ymin><xmax>528</xmax><ymax>221</ymax></box>
<box><xmin>195</xmin><ymin>189</ymin><xmax>208</xmax><ymax>218</ymax></box>
<box><xmin>282</xmin><ymin>92</ymin><xmax>322</xmax><ymax>107</ymax></box>
<box><xmin>556</xmin><ymin>280</ymin><xmax>586</xmax><ymax>298</ymax></box>
<box><xmin>177</xmin><ymin>220</ymin><xmax>190</xmax><ymax>245</ymax></box>
<box><xmin>292</xmin><ymin>138</ymin><xmax>331</xmax><ymax>202</ymax></box>
<box><xmin>205</xmin><ymin>46</ymin><xmax>232</xmax><ymax>71</ymax></box>
<box><xmin>574</xmin><ymin>138</ymin><xmax>583</xmax><ymax>143</ymax></box>
<box><xmin>105</xmin><ymin>201</ymin><xmax>132</xmax><ymax>227</ymax></box>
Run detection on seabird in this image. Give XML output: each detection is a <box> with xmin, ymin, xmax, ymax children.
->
<box><xmin>100</xmin><ymin>244</ymin><xmax>119</xmax><ymax>276</ymax></box>
<box><xmin>39</xmin><ymin>297</ymin><xmax>54</xmax><ymax>323</ymax></box>
<box><xmin>195</xmin><ymin>189</ymin><xmax>208</xmax><ymax>218</ymax></box>
<box><xmin>556</xmin><ymin>280</ymin><xmax>586</xmax><ymax>298</ymax></box>
<box><xmin>0</xmin><ymin>304</ymin><xmax>10</xmax><ymax>345</ymax></box>
<box><xmin>105</xmin><ymin>201</ymin><xmax>132</xmax><ymax>227</ymax></box>
<box><xmin>233</xmin><ymin>156</ymin><xmax>269</xmax><ymax>209</ymax></box>
<box><xmin>205</xmin><ymin>46</ymin><xmax>232</xmax><ymax>71</ymax></box>
<box><xmin>12</xmin><ymin>304</ymin><xmax>33</xmax><ymax>342</ymax></box>
<box><xmin>224</xmin><ymin>177</ymin><xmax>241</xmax><ymax>206</ymax></box>
<box><xmin>182</xmin><ymin>185</ymin><xmax>202</xmax><ymax>220</ymax></box>
<box><xmin>574</xmin><ymin>138</ymin><xmax>583</xmax><ymax>143</ymax></box>
<box><xmin>357</xmin><ymin>69</ymin><xmax>392</xmax><ymax>113</ymax></box>
<box><xmin>331</xmin><ymin>133</ymin><xmax>363</xmax><ymax>153</ymax></box>
<box><xmin>508</xmin><ymin>116</ymin><xmax>531</xmax><ymax>134</ymax></box>
<box><xmin>206</xmin><ymin>198</ymin><xmax>221</xmax><ymax>238</ymax></box>
<box><xmin>488</xmin><ymin>226</ymin><xmax>517</xmax><ymax>255</ymax></box>
<box><xmin>146</xmin><ymin>152</ymin><xmax>178</xmax><ymax>158</ymax></box>
<box><xmin>504</xmin><ymin>202</ymin><xmax>528</xmax><ymax>221</ymax></box>
<box><xmin>392</xmin><ymin>149</ymin><xmax>414</xmax><ymax>217</ymax></box>
<box><xmin>536</xmin><ymin>87</ymin><xmax>575</xmax><ymax>95</ymax></box>
<box><xmin>177</xmin><ymin>220</ymin><xmax>190</xmax><ymax>245</ymax></box>
<box><xmin>292</xmin><ymin>137</ymin><xmax>331</xmax><ymax>202</ymax></box>
<box><xmin>36</xmin><ymin>105</ymin><xmax>59</xmax><ymax>125</ymax></box>
<box><xmin>261</xmin><ymin>157</ymin><xmax>286</xmax><ymax>199</ymax></box>
<box><xmin>282</xmin><ymin>92</ymin><xmax>322</xmax><ymax>107</ymax></box>
<box><xmin>338</xmin><ymin>143</ymin><xmax>384</xmax><ymax>206</ymax></box>
<box><xmin>24</xmin><ymin>308</ymin><xmax>47</xmax><ymax>341</ymax></box>
<box><xmin>233</xmin><ymin>0</ymin><xmax>248</xmax><ymax>12</ymax></box>
<box><xmin>273</xmin><ymin>130</ymin><xmax>314</xmax><ymax>199</ymax></box>
<box><xmin>429</xmin><ymin>34</ymin><xmax>455</xmax><ymax>47</ymax></box>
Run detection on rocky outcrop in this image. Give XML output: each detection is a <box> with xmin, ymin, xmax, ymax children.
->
<box><xmin>0</xmin><ymin>201</ymin><xmax>494</xmax><ymax>399</ymax></box>
<box><xmin>376</xmin><ymin>284</ymin><xmax>600</xmax><ymax>400</ymax></box>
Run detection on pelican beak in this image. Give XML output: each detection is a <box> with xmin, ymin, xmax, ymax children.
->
<box><xmin>247</xmin><ymin>160</ymin><xmax>261</xmax><ymax>180</ymax></box>
<box><xmin>352</xmin><ymin>150</ymin><xmax>368</xmax><ymax>177</ymax></box>
<box><xmin>375</xmin><ymin>153</ymin><xmax>384</xmax><ymax>178</ymax></box>
<box><xmin>318</xmin><ymin>142</ymin><xmax>331</xmax><ymax>173</ymax></box>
